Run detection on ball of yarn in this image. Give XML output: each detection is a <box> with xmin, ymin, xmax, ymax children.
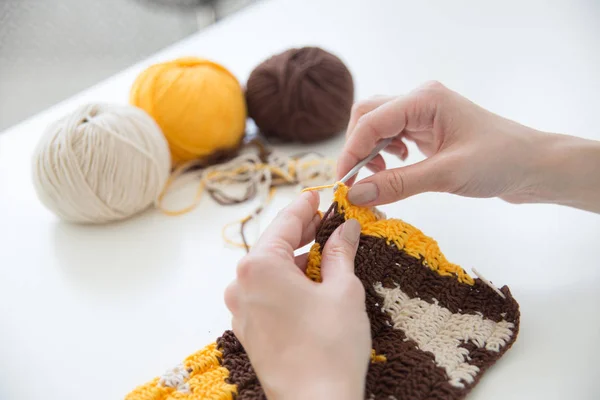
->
<box><xmin>32</xmin><ymin>103</ymin><xmax>171</xmax><ymax>223</ymax></box>
<box><xmin>130</xmin><ymin>57</ymin><xmax>247</xmax><ymax>164</ymax></box>
<box><xmin>245</xmin><ymin>47</ymin><xmax>354</xmax><ymax>143</ymax></box>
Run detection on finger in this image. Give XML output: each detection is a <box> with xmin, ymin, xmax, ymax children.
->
<box><xmin>404</xmin><ymin>129</ymin><xmax>437</xmax><ymax>157</ymax></box>
<box><xmin>224</xmin><ymin>280</ymin><xmax>241</xmax><ymax>315</ymax></box>
<box><xmin>347</xmin><ymin>157</ymin><xmax>448</xmax><ymax>206</ymax></box>
<box><xmin>341</xmin><ymin>143</ymin><xmax>409</xmax><ymax>187</ymax></box>
<box><xmin>384</xmin><ymin>141</ymin><xmax>409</xmax><ymax>161</ymax></box>
<box><xmin>299</xmin><ymin>213</ymin><xmax>321</xmax><ymax>248</ymax></box>
<box><xmin>252</xmin><ymin>191</ymin><xmax>320</xmax><ymax>257</ymax></box>
<box><xmin>366</xmin><ymin>154</ymin><xmax>386</xmax><ymax>173</ymax></box>
<box><xmin>339</xmin><ymin>96</ymin><xmax>395</xmax><ymax>181</ymax></box>
<box><xmin>338</xmin><ymin>87</ymin><xmax>442</xmax><ymax>182</ymax></box>
<box><xmin>346</xmin><ymin>96</ymin><xmax>395</xmax><ymax>140</ymax></box>
<box><xmin>344</xmin><ymin>154</ymin><xmax>387</xmax><ymax>188</ymax></box>
<box><xmin>320</xmin><ymin>219</ymin><xmax>361</xmax><ymax>283</ymax></box>
<box><xmin>294</xmin><ymin>252</ymin><xmax>309</xmax><ymax>273</ymax></box>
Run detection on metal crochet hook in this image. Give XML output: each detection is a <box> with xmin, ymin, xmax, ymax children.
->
<box><xmin>334</xmin><ymin>137</ymin><xmax>393</xmax><ymax>191</ymax></box>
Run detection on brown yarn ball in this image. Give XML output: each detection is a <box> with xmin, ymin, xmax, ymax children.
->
<box><xmin>245</xmin><ymin>47</ymin><xmax>354</xmax><ymax>143</ymax></box>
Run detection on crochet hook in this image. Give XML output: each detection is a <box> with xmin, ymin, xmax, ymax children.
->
<box><xmin>335</xmin><ymin>137</ymin><xmax>394</xmax><ymax>191</ymax></box>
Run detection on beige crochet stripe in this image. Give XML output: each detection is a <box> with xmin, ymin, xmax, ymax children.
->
<box><xmin>374</xmin><ymin>282</ymin><xmax>515</xmax><ymax>388</ymax></box>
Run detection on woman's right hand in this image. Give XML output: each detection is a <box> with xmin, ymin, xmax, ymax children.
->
<box><xmin>337</xmin><ymin>81</ymin><xmax>600</xmax><ymax>213</ymax></box>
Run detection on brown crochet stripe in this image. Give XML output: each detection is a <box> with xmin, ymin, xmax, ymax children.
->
<box><xmin>215</xmin><ymin>203</ymin><xmax>520</xmax><ymax>399</ymax></box>
<box><xmin>216</xmin><ymin>330</ymin><xmax>266</xmax><ymax>399</ymax></box>
<box><xmin>315</xmin><ymin>204</ymin><xmax>520</xmax><ymax>323</ymax></box>
<box><xmin>215</xmin><ymin>310</ymin><xmax>466</xmax><ymax>399</ymax></box>
<box><xmin>317</xmin><ymin>204</ymin><xmax>520</xmax><ymax>399</ymax></box>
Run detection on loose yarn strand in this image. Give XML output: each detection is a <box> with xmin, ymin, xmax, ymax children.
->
<box><xmin>221</xmin><ymin>187</ymin><xmax>277</xmax><ymax>251</ymax></box>
<box><xmin>301</xmin><ymin>182</ymin><xmax>337</xmax><ymax>192</ymax></box>
<box><xmin>155</xmin><ymin>143</ymin><xmax>335</xmax><ymax>247</ymax></box>
<box><xmin>157</xmin><ymin>148</ymin><xmax>335</xmax><ymax>216</ymax></box>
<box><xmin>221</xmin><ymin>216</ymin><xmax>252</xmax><ymax>250</ymax></box>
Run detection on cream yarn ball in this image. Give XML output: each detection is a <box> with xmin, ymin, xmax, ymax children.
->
<box><xmin>32</xmin><ymin>103</ymin><xmax>171</xmax><ymax>223</ymax></box>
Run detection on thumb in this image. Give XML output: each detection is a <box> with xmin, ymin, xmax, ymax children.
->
<box><xmin>348</xmin><ymin>157</ymin><xmax>447</xmax><ymax>206</ymax></box>
<box><xmin>320</xmin><ymin>219</ymin><xmax>361</xmax><ymax>282</ymax></box>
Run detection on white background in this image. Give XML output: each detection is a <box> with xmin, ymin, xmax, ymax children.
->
<box><xmin>1</xmin><ymin>0</ymin><xmax>599</xmax><ymax>399</ymax></box>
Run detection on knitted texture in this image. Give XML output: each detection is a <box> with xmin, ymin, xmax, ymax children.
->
<box><xmin>126</xmin><ymin>185</ymin><xmax>520</xmax><ymax>400</ymax></box>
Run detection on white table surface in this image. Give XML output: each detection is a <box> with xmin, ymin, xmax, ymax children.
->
<box><xmin>1</xmin><ymin>0</ymin><xmax>600</xmax><ymax>399</ymax></box>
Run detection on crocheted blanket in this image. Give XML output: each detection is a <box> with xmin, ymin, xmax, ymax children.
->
<box><xmin>126</xmin><ymin>185</ymin><xmax>520</xmax><ymax>400</ymax></box>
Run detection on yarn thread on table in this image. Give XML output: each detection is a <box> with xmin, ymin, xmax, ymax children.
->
<box><xmin>32</xmin><ymin>103</ymin><xmax>171</xmax><ymax>224</ymax></box>
<box><xmin>246</xmin><ymin>46</ymin><xmax>354</xmax><ymax>143</ymax></box>
<box><xmin>125</xmin><ymin>183</ymin><xmax>520</xmax><ymax>400</ymax></box>
<box><xmin>156</xmin><ymin>139</ymin><xmax>336</xmax><ymax>249</ymax></box>
<box><xmin>130</xmin><ymin>57</ymin><xmax>247</xmax><ymax>164</ymax></box>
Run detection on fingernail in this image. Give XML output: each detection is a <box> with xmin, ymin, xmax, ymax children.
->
<box><xmin>348</xmin><ymin>182</ymin><xmax>378</xmax><ymax>205</ymax></box>
<box><xmin>341</xmin><ymin>219</ymin><xmax>361</xmax><ymax>244</ymax></box>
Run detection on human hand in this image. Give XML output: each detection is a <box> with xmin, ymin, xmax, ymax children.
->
<box><xmin>224</xmin><ymin>191</ymin><xmax>371</xmax><ymax>400</ymax></box>
<box><xmin>337</xmin><ymin>81</ymin><xmax>560</xmax><ymax>206</ymax></box>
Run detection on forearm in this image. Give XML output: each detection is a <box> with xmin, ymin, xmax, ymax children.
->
<box><xmin>533</xmin><ymin>132</ymin><xmax>600</xmax><ymax>213</ymax></box>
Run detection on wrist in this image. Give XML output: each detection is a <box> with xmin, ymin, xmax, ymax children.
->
<box><xmin>531</xmin><ymin>132</ymin><xmax>600</xmax><ymax>212</ymax></box>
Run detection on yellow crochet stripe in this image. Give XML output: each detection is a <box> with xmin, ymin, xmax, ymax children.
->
<box><xmin>306</xmin><ymin>242</ymin><xmax>323</xmax><ymax>283</ymax></box>
<box><xmin>125</xmin><ymin>342</ymin><xmax>236</xmax><ymax>400</ymax></box>
<box><xmin>307</xmin><ymin>245</ymin><xmax>387</xmax><ymax>364</ymax></box>
<box><xmin>334</xmin><ymin>184</ymin><xmax>474</xmax><ymax>285</ymax></box>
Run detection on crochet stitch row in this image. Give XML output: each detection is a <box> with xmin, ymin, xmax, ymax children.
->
<box><xmin>126</xmin><ymin>185</ymin><xmax>520</xmax><ymax>400</ymax></box>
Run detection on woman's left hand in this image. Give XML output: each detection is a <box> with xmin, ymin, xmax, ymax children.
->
<box><xmin>225</xmin><ymin>191</ymin><xmax>371</xmax><ymax>400</ymax></box>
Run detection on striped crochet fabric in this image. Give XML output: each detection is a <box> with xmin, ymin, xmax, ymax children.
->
<box><xmin>126</xmin><ymin>184</ymin><xmax>520</xmax><ymax>400</ymax></box>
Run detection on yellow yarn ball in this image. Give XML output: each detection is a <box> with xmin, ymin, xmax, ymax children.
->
<box><xmin>130</xmin><ymin>57</ymin><xmax>246</xmax><ymax>164</ymax></box>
